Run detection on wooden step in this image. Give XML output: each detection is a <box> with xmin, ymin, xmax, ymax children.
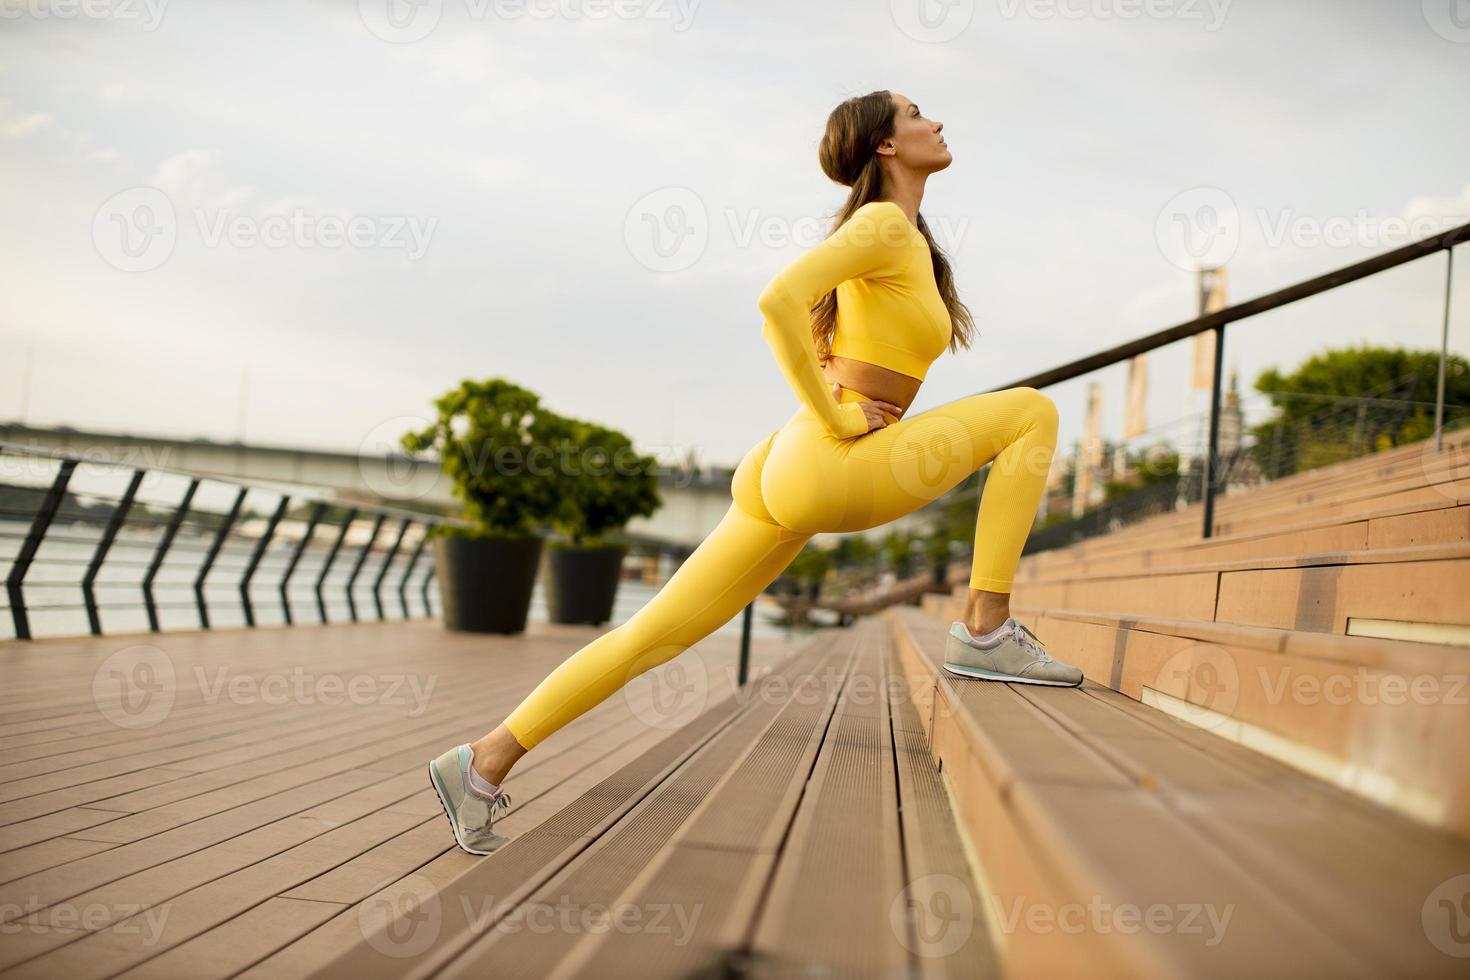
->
<box><xmin>887</xmin><ymin>604</ymin><xmax>1470</xmax><ymax>979</ymax></box>
<box><xmin>1025</xmin><ymin>431</ymin><xmax>1470</xmax><ymax>564</ymax></box>
<box><xmin>1020</xmin><ymin>498</ymin><xmax>1470</xmax><ymax>582</ymax></box>
<box><xmin>997</xmin><ymin>542</ymin><xmax>1470</xmax><ymax>637</ymax></box>
<box><xmin>929</xmin><ymin>603</ymin><xmax>1470</xmax><ymax>839</ymax></box>
<box><xmin>1026</xmin><ymin>458</ymin><xmax>1470</xmax><ymax>574</ymax></box>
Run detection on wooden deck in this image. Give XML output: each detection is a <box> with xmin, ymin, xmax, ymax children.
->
<box><xmin>0</xmin><ymin>613</ymin><xmax>995</xmax><ymax>979</ymax></box>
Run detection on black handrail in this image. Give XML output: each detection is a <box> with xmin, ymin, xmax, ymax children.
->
<box><xmin>989</xmin><ymin>222</ymin><xmax>1469</xmax><ymax>538</ymax></box>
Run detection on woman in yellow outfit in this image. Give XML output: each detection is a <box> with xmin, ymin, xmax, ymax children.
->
<box><xmin>429</xmin><ymin>90</ymin><xmax>1082</xmax><ymax>854</ymax></box>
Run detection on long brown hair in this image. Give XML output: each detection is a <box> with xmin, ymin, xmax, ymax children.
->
<box><xmin>812</xmin><ymin>89</ymin><xmax>975</xmax><ymax>365</ymax></box>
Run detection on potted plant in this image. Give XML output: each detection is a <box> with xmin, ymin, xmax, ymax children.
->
<box><xmin>401</xmin><ymin>378</ymin><xmax>570</xmax><ymax>634</ymax></box>
<box><xmin>542</xmin><ymin>417</ymin><xmax>661</xmax><ymax>625</ymax></box>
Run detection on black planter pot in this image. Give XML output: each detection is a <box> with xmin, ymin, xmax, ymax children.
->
<box><xmin>543</xmin><ymin>543</ymin><xmax>629</xmax><ymax>625</ymax></box>
<box><xmin>433</xmin><ymin>533</ymin><xmax>543</xmax><ymax>634</ymax></box>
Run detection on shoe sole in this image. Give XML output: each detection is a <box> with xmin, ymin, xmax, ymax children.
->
<box><xmin>941</xmin><ymin>660</ymin><xmax>1083</xmax><ymax>687</ymax></box>
<box><xmin>427</xmin><ymin>759</ymin><xmax>501</xmax><ymax>856</ymax></box>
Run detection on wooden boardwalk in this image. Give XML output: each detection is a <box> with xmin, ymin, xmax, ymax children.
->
<box><xmin>0</xmin><ymin>614</ymin><xmax>994</xmax><ymax>979</ymax></box>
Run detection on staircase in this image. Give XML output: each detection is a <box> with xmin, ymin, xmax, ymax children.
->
<box><xmin>887</xmin><ymin>426</ymin><xmax>1470</xmax><ymax>977</ymax></box>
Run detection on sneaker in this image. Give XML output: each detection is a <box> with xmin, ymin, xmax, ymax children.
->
<box><xmin>942</xmin><ymin>617</ymin><xmax>1083</xmax><ymax>687</ymax></box>
<box><xmin>428</xmin><ymin>744</ymin><xmax>513</xmax><ymax>855</ymax></box>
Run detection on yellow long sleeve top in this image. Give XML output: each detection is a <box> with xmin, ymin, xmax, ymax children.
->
<box><xmin>757</xmin><ymin>200</ymin><xmax>953</xmax><ymax>439</ymax></box>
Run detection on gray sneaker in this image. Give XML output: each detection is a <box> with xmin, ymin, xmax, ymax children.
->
<box><xmin>428</xmin><ymin>744</ymin><xmax>513</xmax><ymax>855</ymax></box>
<box><xmin>942</xmin><ymin>618</ymin><xmax>1083</xmax><ymax>687</ymax></box>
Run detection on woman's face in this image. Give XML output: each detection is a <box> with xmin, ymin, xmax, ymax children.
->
<box><xmin>882</xmin><ymin>93</ymin><xmax>950</xmax><ymax>173</ymax></box>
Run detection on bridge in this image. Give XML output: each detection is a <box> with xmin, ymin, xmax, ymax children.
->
<box><xmin>0</xmin><ymin>422</ymin><xmax>737</xmax><ymax>554</ymax></box>
<box><xmin>0</xmin><ymin>422</ymin><xmax>938</xmax><ymax>557</ymax></box>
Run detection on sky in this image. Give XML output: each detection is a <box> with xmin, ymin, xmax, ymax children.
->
<box><xmin>2</xmin><ymin>0</ymin><xmax>1468</xmax><ymax>472</ymax></box>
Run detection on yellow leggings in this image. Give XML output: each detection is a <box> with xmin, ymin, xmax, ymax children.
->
<box><xmin>503</xmin><ymin>385</ymin><xmax>1059</xmax><ymax>749</ymax></box>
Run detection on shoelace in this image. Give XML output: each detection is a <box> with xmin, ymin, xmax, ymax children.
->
<box><xmin>1011</xmin><ymin>620</ymin><xmax>1054</xmax><ymax>663</ymax></box>
<box><xmin>488</xmin><ymin>791</ymin><xmax>512</xmax><ymax>823</ymax></box>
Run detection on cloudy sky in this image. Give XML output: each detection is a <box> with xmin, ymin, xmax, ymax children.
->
<box><xmin>2</xmin><ymin>0</ymin><xmax>1467</xmax><ymax>471</ymax></box>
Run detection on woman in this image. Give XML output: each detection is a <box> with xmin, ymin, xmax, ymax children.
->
<box><xmin>429</xmin><ymin>90</ymin><xmax>1083</xmax><ymax>856</ymax></box>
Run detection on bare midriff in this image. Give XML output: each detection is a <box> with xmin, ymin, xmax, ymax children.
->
<box><xmin>820</xmin><ymin>353</ymin><xmax>922</xmax><ymax>422</ymax></box>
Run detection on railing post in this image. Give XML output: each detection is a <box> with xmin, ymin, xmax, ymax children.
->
<box><xmin>279</xmin><ymin>501</ymin><xmax>325</xmax><ymax>626</ymax></box>
<box><xmin>315</xmin><ymin>508</ymin><xmax>358</xmax><ymax>624</ymax></box>
<box><xmin>240</xmin><ymin>495</ymin><xmax>289</xmax><ymax>627</ymax></box>
<box><xmin>1200</xmin><ymin>323</ymin><xmax>1226</xmax><ymax>540</ymax></box>
<box><xmin>143</xmin><ymin>478</ymin><xmax>199</xmax><ymax>632</ymax></box>
<box><xmin>6</xmin><ymin>459</ymin><xmax>77</xmax><ymax>641</ymax></box>
<box><xmin>738</xmin><ymin>601</ymin><xmax>753</xmax><ymax>686</ymax></box>
<box><xmin>344</xmin><ymin>513</ymin><xmax>387</xmax><ymax>623</ymax></box>
<box><xmin>195</xmin><ymin>486</ymin><xmax>247</xmax><ymax>630</ymax></box>
<box><xmin>396</xmin><ymin>526</ymin><xmax>431</xmax><ymax>619</ymax></box>
<box><xmin>1435</xmin><ymin>247</ymin><xmax>1453</xmax><ymax>454</ymax></box>
<box><xmin>83</xmin><ymin>467</ymin><xmax>143</xmax><ymax>636</ymax></box>
<box><xmin>372</xmin><ymin>518</ymin><xmax>412</xmax><ymax>621</ymax></box>
<box><xmin>421</xmin><ymin>566</ymin><xmax>436</xmax><ymax>618</ymax></box>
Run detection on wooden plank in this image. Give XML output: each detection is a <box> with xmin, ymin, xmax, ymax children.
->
<box><xmin>886</xmin><ymin>640</ymin><xmax>1002</xmax><ymax>979</ymax></box>
<box><xmin>300</xmin><ymin>634</ymin><xmax>846</xmax><ymax>980</ymax></box>
<box><xmin>109</xmin><ymin>897</ymin><xmax>346</xmax><ymax>980</ymax></box>
<box><xmin>1368</xmin><ymin>503</ymin><xmax>1470</xmax><ymax>549</ymax></box>
<box><xmin>238</xmin><ymin>707</ymin><xmax>689</xmax><ymax>979</ymax></box>
<box><xmin>431</xmin><ymin>636</ymin><xmax>861</xmax><ymax>980</ymax></box>
<box><xmin>1215</xmin><ymin>556</ymin><xmax>1470</xmax><ymax>633</ymax></box>
<box><xmin>747</xmin><ymin>620</ymin><xmax>910</xmax><ymax>978</ymax></box>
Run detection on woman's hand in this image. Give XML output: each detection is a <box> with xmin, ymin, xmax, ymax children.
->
<box><xmin>831</xmin><ymin>382</ymin><xmax>903</xmax><ymax>433</ymax></box>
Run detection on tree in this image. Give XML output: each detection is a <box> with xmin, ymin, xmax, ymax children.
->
<box><xmin>1249</xmin><ymin>344</ymin><xmax>1470</xmax><ymax>479</ymax></box>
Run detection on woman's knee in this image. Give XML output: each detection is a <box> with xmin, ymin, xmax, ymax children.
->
<box><xmin>1015</xmin><ymin>386</ymin><xmax>1059</xmax><ymax>432</ymax></box>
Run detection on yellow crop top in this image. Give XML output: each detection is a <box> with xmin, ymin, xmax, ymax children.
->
<box><xmin>757</xmin><ymin>200</ymin><xmax>953</xmax><ymax>440</ymax></box>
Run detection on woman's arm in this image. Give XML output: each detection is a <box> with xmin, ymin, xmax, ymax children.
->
<box><xmin>757</xmin><ymin>201</ymin><xmax>916</xmax><ymax>439</ymax></box>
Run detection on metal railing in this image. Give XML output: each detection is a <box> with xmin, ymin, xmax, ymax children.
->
<box><xmin>990</xmin><ymin>223</ymin><xmax>1468</xmax><ymax>539</ymax></box>
<box><xmin>1020</xmin><ymin>379</ymin><xmax>1470</xmax><ymax>554</ymax></box>
<box><xmin>0</xmin><ymin>441</ymin><xmax>470</xmax><ymax>641</ymax></box>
